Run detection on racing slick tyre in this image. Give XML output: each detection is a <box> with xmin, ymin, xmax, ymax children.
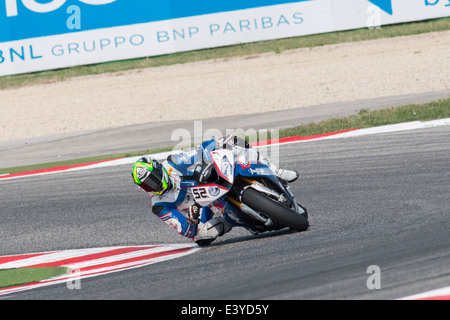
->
<box><xmin>242</xmin><ymin>188</ymin><xmax>309</xmax><ymax>232</ymax></box>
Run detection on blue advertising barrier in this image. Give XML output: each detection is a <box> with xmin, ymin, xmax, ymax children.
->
<box><xmin>0</xmin><ymin>0</ymin><xmax>314</xmax><ymax>42</ymax></box>
<box><xmin>0</xmin><ymin>0</ymin><xmax>449</xmax><ymax>76</ymax></box>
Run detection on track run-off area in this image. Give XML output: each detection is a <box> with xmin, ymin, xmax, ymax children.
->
<box><xmin>1</xmin><ymin>120</ymin><xmax>449</xmax><ymax>300</ymax></box>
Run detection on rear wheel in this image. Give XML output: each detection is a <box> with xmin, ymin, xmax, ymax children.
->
<box><xmin>241</xmin><ymin>188</ymin><xmax>309</xmax><ymax>231</ymax></box>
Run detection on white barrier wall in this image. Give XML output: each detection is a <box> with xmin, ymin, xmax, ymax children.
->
<box><xmin>0</xmin><ymin>0</ymin><xmax>449</xmax><ymax>76</ymax></box>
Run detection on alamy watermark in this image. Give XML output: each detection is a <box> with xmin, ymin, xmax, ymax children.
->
<box><xmin>366</xmin><ymin>265</ymin><xmax>381</xmax><ymax>290</ymax></box>
<box><xmin>66</xmin><ymin>268</ymin><xmax>82</xmax><ymax>290</ymax></box>
<box><xmin>170</xmin><ymin>120</ymin><xmax>281</xmax><ymax>167</ymax></box>
<box><xmin>366</xmin><ymin>5</ymin><xmax>382</xmax><ymax>30</ymax></box>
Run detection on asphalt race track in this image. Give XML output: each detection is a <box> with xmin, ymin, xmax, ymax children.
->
<box><xmin>1</xmin><ymin>124</ymin><xmax>449</xmax><ymax>300</ymax></box>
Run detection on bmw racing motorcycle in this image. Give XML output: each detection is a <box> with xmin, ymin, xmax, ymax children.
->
<box><xmin>183</xmin><ymin>148</ymin><xmax>309</xmax><ymax>240</ymax></box>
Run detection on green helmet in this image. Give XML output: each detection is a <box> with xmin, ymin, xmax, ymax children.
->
<box><xmin>131</xmin><ymin>157</ymin><xmax>170</xmax><ymax>195</ymax></box>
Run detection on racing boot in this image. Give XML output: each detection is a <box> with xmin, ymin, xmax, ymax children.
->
<box><xmin>272</xmin><ymin>166</ymin><xmax>299</xmax><ymax>183</ymax></box>
<box><xmin>263</xmin><ymin>160</ymin><xmax>299</xmax><ymax>183</ymax></box>
<box><xmin>194</xmin><ymin>216</ymin><xmax>233</xmax><ymax>246</ymax></box>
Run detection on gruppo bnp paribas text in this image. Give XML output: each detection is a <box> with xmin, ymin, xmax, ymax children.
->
<box><xmin>0</xmin><ymin>10</ymin><xmax>303</xmax><ymax>64</ymax></box>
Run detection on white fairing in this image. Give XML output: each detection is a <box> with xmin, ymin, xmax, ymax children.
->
<box><xmin>210</xmin><ymin>149</ymin><xmax>235</xmax><ymax>184</ymax></box>
<box><xmin>191</xmin><ymin>185</ymin><xmax>229</xmax><ymax>206</ymax></box>
<box><xmin>191</xmin><ymin>149</ymin><xmax>235</xmax><ymax>207</ymax></box>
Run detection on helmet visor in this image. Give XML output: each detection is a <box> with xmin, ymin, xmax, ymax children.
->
<box><xmin>141</xmin><ymin>166</ymin><xmax>164</xmax><ymax>193</ymax></box>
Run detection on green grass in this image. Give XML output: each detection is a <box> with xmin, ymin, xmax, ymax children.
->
<box><xmin>279</xmin><ymin>98</ymin><xmax>450</xmax><ymax>138</ymax></box>
<box><xmin>0</xmin><ymin>267</ymin><xmax>69</xmax><ymax>289</ymax></box>
<box><xmin>1</xmin><ymin>17</ymin><xmax>450</xmax><ymax>90</ymax></box>
<box><xmin>0</xmin><ymin>97</ymin><xmax>449</xmax><ymax>175</ymax></box>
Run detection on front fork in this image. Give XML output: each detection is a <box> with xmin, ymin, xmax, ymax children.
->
<box><xmin>237</xmin><ymin>176</ymin><xmax>289</xmax><ymax>205</ymax></box>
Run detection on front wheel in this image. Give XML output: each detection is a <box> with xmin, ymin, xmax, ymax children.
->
<box><xmin>241</xmin><ymin>188</ymin><xmax>309</xmax><ymax>232</ymax></box>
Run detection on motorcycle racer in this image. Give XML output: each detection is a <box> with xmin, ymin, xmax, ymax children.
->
<box><xmin>131</xmin><ymin>135</ymin><xmax>299</xmax><ymax>245</ymax></box>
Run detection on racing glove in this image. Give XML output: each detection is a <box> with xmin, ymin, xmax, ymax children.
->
<box><xmin>186</xmin><ymin>203</ymin><xmax>201</xmax><ymax>225</ymax></box>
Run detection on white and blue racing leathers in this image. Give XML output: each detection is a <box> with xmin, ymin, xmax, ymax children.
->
<box><xmin>149</xmin><ymin>139</ymin><xmax>222</xmax><ymax>239</ymax></box>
